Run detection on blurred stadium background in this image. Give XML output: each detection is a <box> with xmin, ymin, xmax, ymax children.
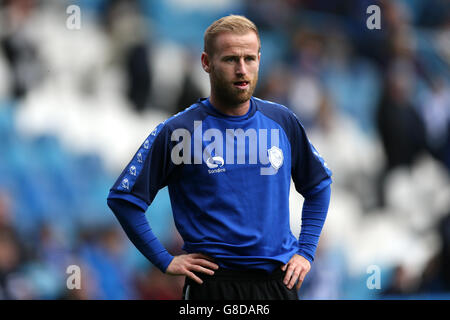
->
<box><xmin>0</xmin><ymin>0</ymin><xmax>449</xmax><ymax>300</ymax></box>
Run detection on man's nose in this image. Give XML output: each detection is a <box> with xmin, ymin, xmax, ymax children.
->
<box><xmin>235</xmin><ymin>58</ymin><xmax>247</xmax><ymax>77</ymax></box>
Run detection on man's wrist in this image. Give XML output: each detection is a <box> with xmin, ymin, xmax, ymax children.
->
<box><xmin>157</xmin><ymin>251</ymin><xmax>175</xmax><ymax>273</ymax></box>
<box><xmin>297</xmin><ymin>250</ymin><xmax>313</xmax><ymax>264</ymax></box>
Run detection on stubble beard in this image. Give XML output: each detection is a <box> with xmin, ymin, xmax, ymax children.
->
<box><xmin>210</xmin><ymin>66</ymin><xmax>258</xmax><ymax>108</ymax></box>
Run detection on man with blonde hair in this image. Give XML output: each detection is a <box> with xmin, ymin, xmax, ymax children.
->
<box><xmin>107</xmin><ymin>14</ymin><xmax>332</xmax><ymax>300</ymax></box>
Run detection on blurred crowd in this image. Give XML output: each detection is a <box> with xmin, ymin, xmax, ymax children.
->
<box><xmin>0</xmin><ymin>0</ymin><xmax>449</xmax><ymax>299</ymax></box>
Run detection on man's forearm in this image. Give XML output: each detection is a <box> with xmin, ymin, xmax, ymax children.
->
<box><xmin>297</xmin><ymin>184</ymin><xmax>331</xmax><ymax>262</ymax></box>
<box><xmin>107</xmin><ymin>197</ymin><xmax>174</xmax><ymax>272</ymax></box>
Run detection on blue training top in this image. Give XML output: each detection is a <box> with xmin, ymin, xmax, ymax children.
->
<box><xmin>108</xmin><ymin>97</ymin><xmax>332</xmax><ymax>272</ymax></box>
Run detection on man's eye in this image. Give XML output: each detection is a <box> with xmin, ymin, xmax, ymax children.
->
<box><xmin>245</xmin><ymin>57</ymin><xmax>255</xmax><ymax>61</ymax></box>
<box><xmin>224</xmin><ymin>57</ymin><xmax>235</xmax><ymax>62</ymax></box>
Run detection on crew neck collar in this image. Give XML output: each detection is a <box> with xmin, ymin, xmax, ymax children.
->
<box><xmin>199</xmin><ymin>97</ymin><xmax>256</xmax><ymax>121</ymax></box>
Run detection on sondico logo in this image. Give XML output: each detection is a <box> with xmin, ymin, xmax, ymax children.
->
<box><xmin>206</xmin><ymin>156</ymin><xmax>226</xmax><ymax>174</ymax></box>
<box><xmin>171</xmin><ymin>121</ymin><xmax>282</xmax><ymax>175</ymax></box>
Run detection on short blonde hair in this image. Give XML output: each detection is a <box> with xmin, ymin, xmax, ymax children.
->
<box><xmin>204</xmin><ymin>15</ymin><xmax>260</xmax><ymax>56</ymax></box>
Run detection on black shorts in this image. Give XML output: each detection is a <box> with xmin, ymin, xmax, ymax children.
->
<box><xmin>182</xmin><ymin>267</ymin><xmax>299</xmax><ymax>300</ymax></box>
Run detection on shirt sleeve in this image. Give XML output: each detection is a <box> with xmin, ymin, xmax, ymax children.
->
<box><xmin>287</xmin><ymin>113</ymin><xmax>332</xmax><ymax>262</ymax></box>
<box><xmin>106</xmin><ymin>123</ymin><xmax>178</xmax><ymax>272</ymax></box>
<box><xmin>107</xmin><ymin>122</ymin><xmax>177</xmax><ymax>210</ymax></box>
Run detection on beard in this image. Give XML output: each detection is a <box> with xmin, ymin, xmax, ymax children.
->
<box><xmin>210</xmin><ymin>66</ymin><xmax>258</xmax><ymax>107</ymax></box>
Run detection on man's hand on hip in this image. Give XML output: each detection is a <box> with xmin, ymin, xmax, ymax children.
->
<box><xmin>281</xmin><ymin>254</ymin><xmax>311</xmax><ymax>290</ymax></box>
<box><xmin>165</xmin><ymin>253</ymin><xmax>219</xmax><ymax>284</ymax></box>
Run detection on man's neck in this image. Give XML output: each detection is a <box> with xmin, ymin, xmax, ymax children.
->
<box><xmin>209</xmin><ymin>95</ymin><xmax>250</xmax><ymax>116</ymax></box>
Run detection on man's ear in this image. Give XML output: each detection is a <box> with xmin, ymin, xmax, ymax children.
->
<box><xmin>201</xmin><ymin>52</ymin><xmax>211</xmax><ymax>73</ymax></box>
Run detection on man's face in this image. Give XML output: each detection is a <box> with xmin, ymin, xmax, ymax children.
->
<box><xmin>202</xmin><ymin>31</ymin><xmax>261</xmax><ymax>107</ymax></box>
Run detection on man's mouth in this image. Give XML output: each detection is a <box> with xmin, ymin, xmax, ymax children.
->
<box><xmin>233</xmin><ymin>81</ymin><xmax>250</xmax><ymax>90</ymax></box>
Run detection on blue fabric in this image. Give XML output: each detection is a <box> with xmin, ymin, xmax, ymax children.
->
<box><xmin>108</xmin><ymin>96</ymin><xmax>332</xmax><ymax>273</ymax></box>
<box><xmin>107</xmin><ymin>198</ymin><xmax>173</xmax><ymax>272</ymax></box>
<box><xmin>297</xmin><ymin>184</ymin><xmax>332</xmax><ymax>263</ymax></box>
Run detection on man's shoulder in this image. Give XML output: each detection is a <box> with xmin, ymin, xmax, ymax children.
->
<box><xmin>159</xmin><ymin>100</ymin><xmax>207</xmax><ymax>131</ymax></box>
<box><xmin>253</xmin><ymin>96</ymin><xmax>291</xmax><ymax>112</ymax></box>
<box><xmin>143</xmin><ymin>101</ymin><xmax>205</xmax><ymax>142</ymax></box>
<box><xmin>252</xmin><ymin>96</ymin><xmax>298</xmax><ymax>124</ymax></box>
